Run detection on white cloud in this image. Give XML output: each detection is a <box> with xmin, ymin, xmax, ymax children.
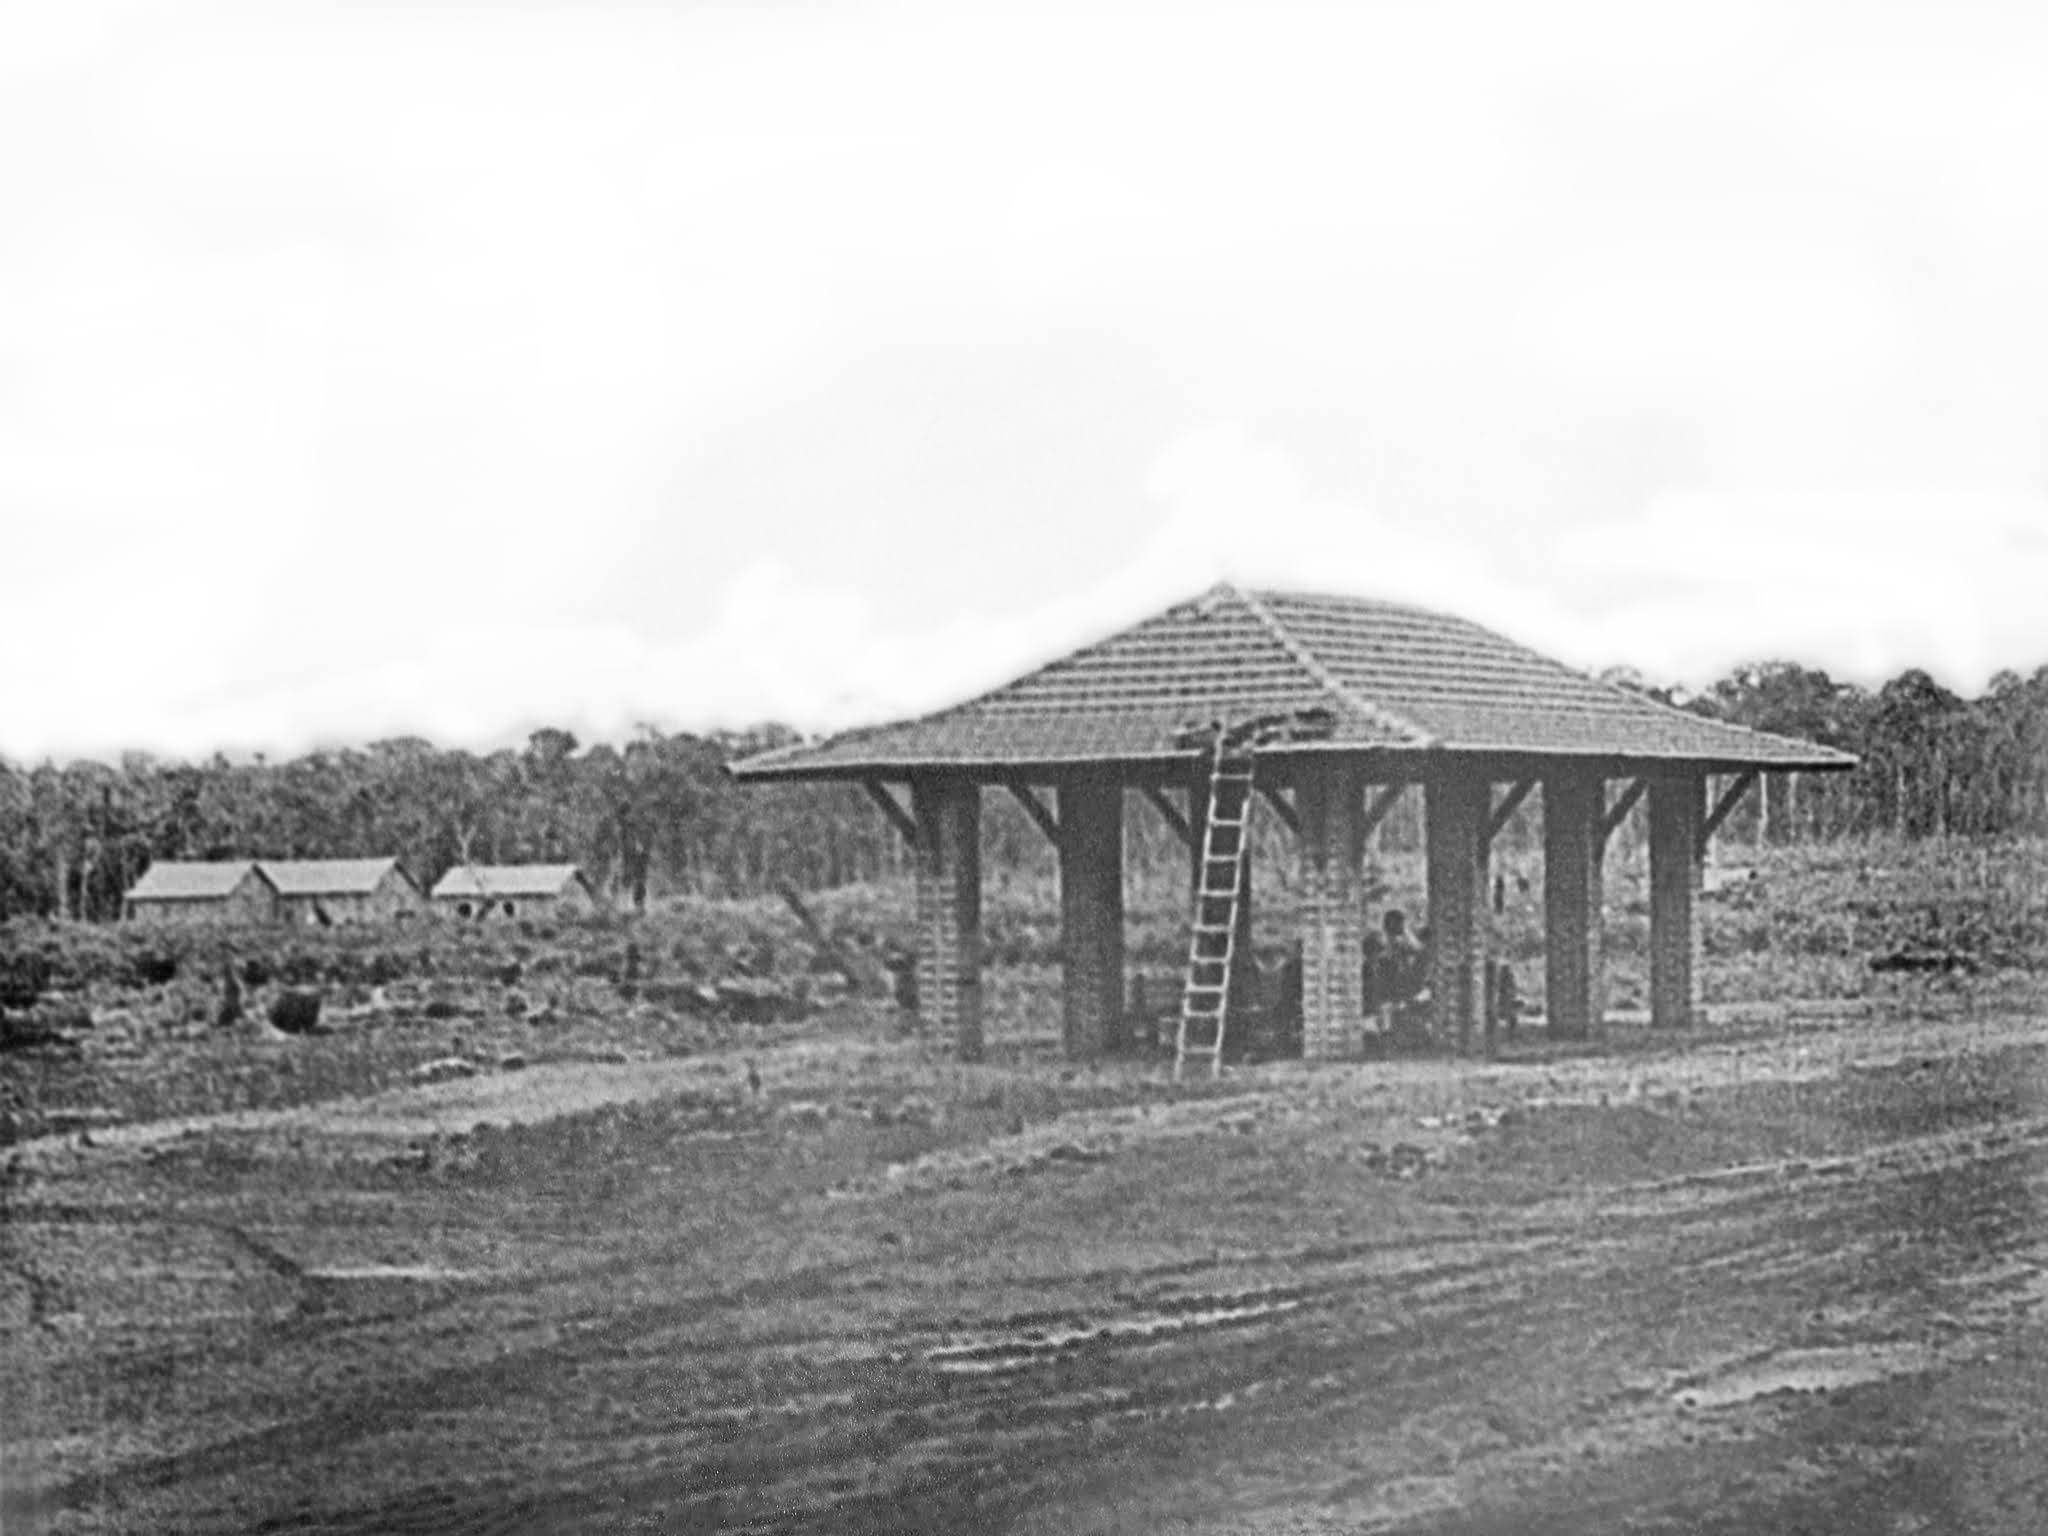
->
<box><xmin>1557</xmin><ymin>484</ymin><xmax>2048</xmax><ymax>691</ymax></box>
<box><xmin>5</xmin><ymin>1</ymin><xmax>2048</xmax><ymax>758</ymax></box>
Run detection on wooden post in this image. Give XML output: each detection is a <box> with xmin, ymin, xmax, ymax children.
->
<box><xmin>1296</xmin><ymin>758</ymin><xmax>1365</xmax><ymax>1060</ymax></box>
<box><xmin>1542</xmin><ymin>771</ymin><xmax>1604</xmax><ymax>1041</ymax></box>
<box><xmin>1649</xmin><ymin>772</ymin><xmax>1704</xmax><ymax>1030</ymax></box>
<box><xmin>1425</xmin><ymin>772</ymin><xmax>1488</xmax><ymax>1054</ymax></box>
<box><xmin>1058</xmin><ymin>770</ymin><xmax>1125</xmax><ymax>1058</ymax></box>
<box><xmin>911</xmin><ymin>776</ymin><xmax>983</xmax><ymax>1061</ymax></box>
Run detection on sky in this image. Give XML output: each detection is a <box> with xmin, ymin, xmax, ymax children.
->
<box><xmin>5</xmin><ymin>0</ymin><xmax>2047</xmax><ymax>762</ymax></box>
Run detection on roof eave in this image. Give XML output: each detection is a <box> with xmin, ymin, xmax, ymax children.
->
<box><xmin>728</xmin><ymin>739</ymin><xmax>1857</xmax><ymax>784</ymax></box>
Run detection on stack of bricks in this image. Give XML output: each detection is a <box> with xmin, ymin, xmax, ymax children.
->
<box><xmin>1542</xmin><ymin>771</ymin><xmax>1605</xmax><ymax>1041</ymax></box>
<box><xmin>1058</xmin><ymin>771</ymin><xmax>1125</xmax><ymax>1057</ymax></box>
<box><xmin>1425</xmin><ymin>773</ymin><xmax>1490</xmax><ymax>1055</ymax></box>
<box><xmin>912</xmin><ymin>778</ymin><xmax>983</xmax><ymax>1062</ymax></box>
<box><xmin>1296</xmin><ymin>760</ymin><xmax>1366</xmax><ymax>1060</ymax></box>
<box><xmin>1648</xmin><ymin>773</ymin><xmax>1703</xmax><ymax>1030</ymax></box>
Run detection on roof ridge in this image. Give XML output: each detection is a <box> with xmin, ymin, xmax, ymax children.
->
<box><xmin>1226</xmin><ymin>585</ymin><xmax>1436</xmax><ymax>747</ymax></box>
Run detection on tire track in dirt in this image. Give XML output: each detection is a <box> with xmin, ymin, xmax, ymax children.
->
<box><xmin>29</xmin><ymin>1059</ymin><xmax>2048</xmax><ymax>1533</ymax></box>
<box><xmin>595</xmin><ymin>1121</ymin><xmax>2048</xmax><ymax>1534</ymax></box>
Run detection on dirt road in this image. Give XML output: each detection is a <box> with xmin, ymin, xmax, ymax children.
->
<box><xmin>6</xmin><ymin>996</ymin><xmax>2047</xmax><ymax>1533</ymax></box>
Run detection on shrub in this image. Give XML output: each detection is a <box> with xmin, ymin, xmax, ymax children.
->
<box><xmin>129</xmin><ymin>950</ymin><xmax>180</xmax><ymax>987</ymax></box>
<box><xmin>0</xmin><ymin>950</ymin><xmax>49</xmax><ymax>1012</ymax></box>
<box><xmin>269</xmin><ymin>990</ymin><xmax>323</xmax><ymax>1035</ymax></box>
<box><xmin>278</xmin><ymin>949</ymin><xmax>324</xmax><ymax>986</ymax></box>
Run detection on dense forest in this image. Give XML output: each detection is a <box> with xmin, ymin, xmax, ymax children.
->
<box><xmin>3</xmin><ymin>658</ymin><xmax>2046</xmax><ymax>923</ymax></box>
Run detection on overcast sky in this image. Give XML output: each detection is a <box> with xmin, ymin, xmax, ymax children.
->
<box><xmin>5</xmin><ymin>0</ymin><xmax>2047</xmax><ymax>762</ymax></box>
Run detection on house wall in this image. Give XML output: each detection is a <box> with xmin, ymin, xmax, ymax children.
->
<box><xmin>371</xmin><ymin>868</ymin><xmax>426</xmax><ymax>921</ymax></box>
<box><xmin>280</xmin><ymin>870</ymin><xmax>422</xmax><ymax>927</ymax></box>
<box><xmin>436</xmin><ymin>879</ymin><xmax>593</xmax><ymax>921</ymax></box>
<box><xmin>128</xmin><ymin>872</ymin><xmax>279</xmax><ymax>926</ymax></box>
<box><xmin>442</xmin><ymin>893</ymin><xmax>529</xmax><ymax>921</ymax></box>
<box><xmin>130</xmin><ymin>898</ymin><xmax>221</xmax><ymax>927</ymax></box>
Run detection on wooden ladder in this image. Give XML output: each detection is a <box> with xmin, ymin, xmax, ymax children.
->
<box><xmin>1175</xmin><ymin>737</ymin><xmax>1259</xmax><ymax>1080</ymax></box>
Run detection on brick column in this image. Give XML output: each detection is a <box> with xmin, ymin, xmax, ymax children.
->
<box><xmin>911</xmin><ymin>776</ymin><xmax>983</xmax><ymax>1061</ymax></box>
<box><xmin>1649</xmin><ymin>772</ymin><xmax>1704</xmax><ymax>1030</ymax></box>
<box><xmin>1297</xmin><ymin>758</ymin><xmax>1365</xmax><ymax>1060</ymax></box>
<box><xmin>1542</xmin><ymin>770</ymin><xmax>1605</xmax><ymax>1041</ymax></box>
<box><xmin>1425</xmin><ymin>772</ymin><xmax>1488</xmax><ymax>1054</ymax></box>
<box><xmin>1058</xmin><ymin>770</ymin><xmax>1124</xmax><ymax>1058</ymax></box>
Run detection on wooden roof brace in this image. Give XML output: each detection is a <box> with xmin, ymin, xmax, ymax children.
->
<box><xmin>1257</xmin><ymin>783</ymin><xmax>1300</xmax><ymax>839</ymax></box>
<box><xmin>1485</xmin><ymin>778</ymin><xmax>1536</xmax><ymax>847</ymax></box>
<box><xmin>1141</xmin><ymin>785</ymin><xmax>1196</xmax><ymax>850</ymax></box>
<box><xmin>1601</xmin><ymin>778</ymin><xmax>1648</xmax><ymax>842</ymax></box>
<box><xmin>1359</xmin><ymin>781</ymin><xmax>1408</xmax><ymax>842</ymax></box>
<box><xmin>862</xmin><ymin>780</ymin><xmax>918</xmax><ymax>845</ymax></box>
<box><xmin>1004</xmin><ymin>783</ymin><xmax>1061</xmax><ymax>846</ymax></box>
<box><xmin>1700</xmin><ymin>770</ymin><xmax>1760</xmax><ymax>853</ymax></box>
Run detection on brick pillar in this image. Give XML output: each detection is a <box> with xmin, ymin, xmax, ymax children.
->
<box><xmin>1425</xmin><ymin>772</ymin><xmax>1488</xmax><ymax>1054</ymax></box>
<box><xmin>912</xmin><ymin>776</ymin><xmax>982</xmax><ymax>1061</ymax></box>
<box><xmin>1649</xmin><ymin>772</ymin><xmax>1704</xmax><ymax>1030</ymax></box>
<box><xmin>1297</xmin><ymin>758</ymin><xmax>1365</xmax><ymax>1060</ymax></box>
<box><xmin>1058</xmin><ymin>770</ymin><xmax>1124</xmax><ymax>1058</ymax></box>
<box><xmin>1542</xmin><ymin>770</ymin><xmax>1605</xmax><ymax>1041</ymax></box>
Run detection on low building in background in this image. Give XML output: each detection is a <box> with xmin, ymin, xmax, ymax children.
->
<box><xmin>124</xmin><ymin>861</ymin><xmax>281</xmax><ymax>926</ymax></box>
<box><xmin>259</xmin><ymin>859</ymin><xmax>425</xmax><ymax>926</ymax></box>
<box><xmin>431</xmin><ymin>864</ymin><xmax>600</xmax><ymax>921</ymax></box>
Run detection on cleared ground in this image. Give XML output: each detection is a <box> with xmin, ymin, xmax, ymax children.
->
<box><xmin>6</xmin><ymin>966</ymin><xmax>2048</xmax><ymax>1533</ymax></box>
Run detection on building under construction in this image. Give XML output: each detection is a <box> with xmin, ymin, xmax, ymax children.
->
<box><xmin>730</xmin><ymin>584</ymin><xmax>1855</xmax><ymax>1066</ymax></box>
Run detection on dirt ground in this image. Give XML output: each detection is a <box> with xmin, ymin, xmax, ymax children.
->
<box><xmin>4</xmin><ymin>957</ymin><xmax>2047</xmax><ymax>1534</ymax></box>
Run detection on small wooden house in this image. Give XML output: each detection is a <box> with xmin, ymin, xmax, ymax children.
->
<box><xmin>259</xmin><ymin>859</ymin><xmax>424</xmax><ymax>927</ymax></box>
<box><xmin>124</xmin><ymin>861</ymin><xmax>281</xmax><ymax>926</ymax></box>
<box><xmin>431</xmin><ymin>864</ymin><xmax>599</xmax><ymax>921</ymax></box>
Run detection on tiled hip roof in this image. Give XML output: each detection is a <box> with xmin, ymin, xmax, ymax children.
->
<box><xmin>731</xmin><ymin>584</ymin><xmax>1857</xmax><ymax>781</ymax></box>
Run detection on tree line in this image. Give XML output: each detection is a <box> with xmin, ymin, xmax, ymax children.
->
<box><xmin>3</xmin><ymin>657</ymin><xmax>2045</xmax><ymax>922</ymax></box>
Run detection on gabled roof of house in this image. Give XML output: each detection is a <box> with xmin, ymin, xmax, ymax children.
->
<box><xmin>126</xmin><ymin>860</ymin><xmax>270</xmax><ymax>902</ymax></box>
<box><xmin>730</xmin><ymin>583</ymin><xmax>1859</xmax><ymax>780</ymax></box>
<box><xmin>259</xmin><ymin>858</ymin><xmax>413</xmax><ymax>897</ymax></box>
<box><xmin>431</xmin><ymin>864</ymin><xmax>588</xmax><ymax>900</ymax></box>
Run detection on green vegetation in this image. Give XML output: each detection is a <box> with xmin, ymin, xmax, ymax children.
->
<box><xmin>3</xmin><ymin>657</ymin><xmax>2047</xmax><ymax>923</ymax></box>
